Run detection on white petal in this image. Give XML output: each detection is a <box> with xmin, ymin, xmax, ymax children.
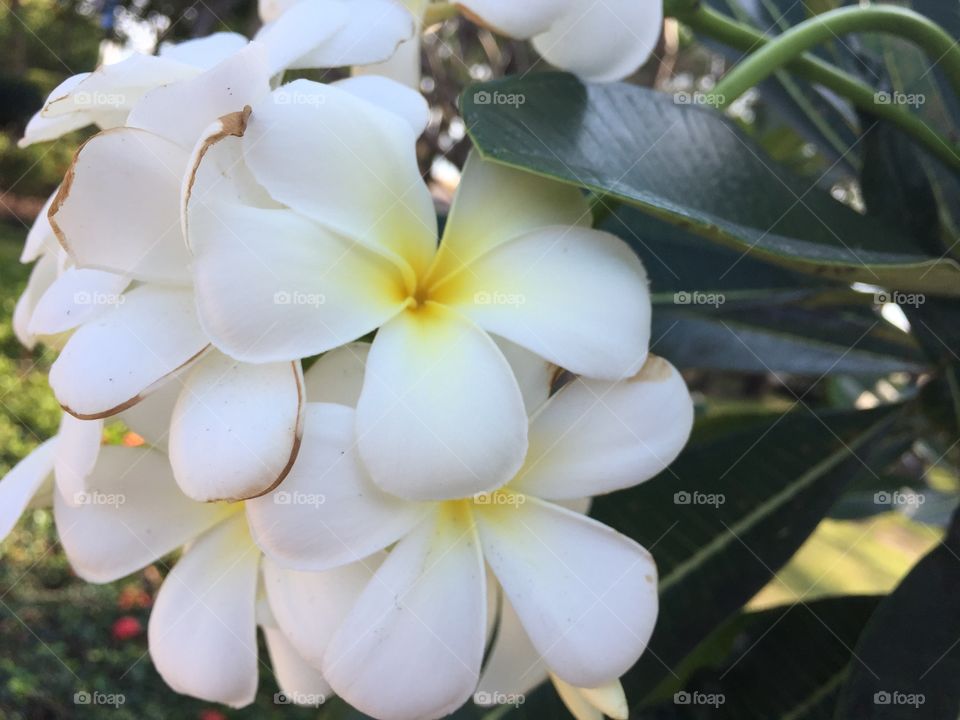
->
<box><xmin>259</xmin><ymin>0</ymin><xmax>299</xmax><ymax>22</ymax></box>
<box><xmin>254</xmin><ymin>0</ymin><xmax>348</xmax><ymax>74</ymax></box>
<box><xmin>159</xmin><ymin>32</ymin><xmax>251</xmax><ymax>70</ymax></box>
<box><xmin>303</xmin><ymin>343</ymin><xmax>370</xmax><ymax>405</ymax></box>
<box><xmin>262</xmin><ymin>627</ymin><xmax>331</xmax><ymax>704</ymax></box>
<box><xmin>247</xmin><ymin>403</ymin><xmax>424</xmax><ymax>570</ymax></box>
<box><xmin>13</xmin><ymin>252</ymin><xmax>58</xmax><ymax>350</ymax></box>
<box><xmin>50</xmin><ymin>128</ymin><xmax>191</xmax><ymax>283</ymax></box>
<box><xmin>53</xmin><ymin>413</ymin><xmax>103</xmax><ymax>505</ymax></box>
<box><xmin>42</xmin><ymin>54</ymin><xmax>198</xmax><ymax>119</ymax></box>
<box><xmin>476</xmin><ymin>595</ymin><xmax>548</xmax><ymax>702</ymax></box>
<box><xmin>244</xmin><ymin>80</ymin><xmax>436</xmax><ymax>278</ymax></box>
<box><xmin>287</xmin><ymin>0</ymin><xmax>415</xmax><ymax>70</ymax></box>
<box><xmin>333</xmin><ymin>75</ymin><xmax>428</xmax><ymax>135</ymax></box>
<box><xmin>55</xmin><ymin>446</ymin><xmax>233</xmax><ymax>582</ymax></box>
<box><xmin>189</xmin><ymin>200</ymin><xmax>404</xmax><ymax>363</ymax></box>
<box><xmin>494</xmin><ymin>335</ymin><xmax>554</xmax><ymax>416</ymax></box>
<box><xmin>476</xmin><ymin>498</ymin><xmax>658</xmax><ymax>687</ymax></box>
<box><xmin>21</xmin><ymin>190</ymin><xmax>59</xmax><ymax>262</ymax></box>
<box><xmin>0</xmin><ymin>439</ymin><xmax>56</xmax><ymax>541</ymax></box>
<box><xmin>49</xmin><ymin>285</ymin><xmax>209</xmax><ymax>419</ymax></box>
<box><xmin>532</xmin><ymin>0</ymin><xmax>663</xmax><ymax>82</ymax></box>
<box><xmin>357</xmin><ymin>305</ymin><xmax>527</xmax><ymax>501</ymax></box>
<box><xmin>128</xmin><ymin>43</ymin><xmax>272</xmax><ymax>151</ymax></box>
<box><xmin>427</xmin><ymin>151</ymin><xmax>590</xmax><ymax>284</ymax></box>
<box><xmin>29</xmin><ymin>267</ymin><xmax>130</xmax><ymax>337</ymax></box>
<box><xmin>352</xmin><ymin>28</ymin><xmax>423</xmax><ymax>89</ymax></box>
<box><xmin>435</xmin><ymin>226</ymin><xmax>651</xmax><ymax>380</ymax></box>
<box><xmin>117</xmin><ymin>378</ymin><xmax>181</xmax><ymax>448</ymax></box>
<box><xmin>19</xmin><ymin>107</ymin><xmax>93</xmax><ymax>147</ymax></box>
<box><xmin>514</xmin><ymin>357</ymin><xmax>692</xmax><ymax>500</ymax></box>
<box><xmin>170</xmin><ymin>352</ymin><xmax>304</xmax><ymax>502</ymax></box>
<box><xmin>148</xmin><ymin>514</ymin><xmax>260</xmax><ymax>708</ymax></box>
<box><xmin>455</xmin><ymin>0</ymin><xmax>560</xmax><ymax>37</ymax></box>
<box><xmin>323</xmin><ymin>508</ymin><xmax>486</xmax><ymax>720</ymax></box>
<box><xmin>263</xmin><ymin>553</ymin><xmax>380</xmax><ymax>669</ymax></box>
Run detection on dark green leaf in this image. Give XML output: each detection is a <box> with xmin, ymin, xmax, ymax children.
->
<box><xmin>463</xmin><ymin>74</ymin><xmax>960</xmax><ymax>295</ymax></box>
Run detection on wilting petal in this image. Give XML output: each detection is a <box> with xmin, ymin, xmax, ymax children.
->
<box><xmin>427</xmin><ymin>152</ymin><xmax>590</xmax><ymax>284</ymax></box>
<box><xmin>303</xmin><ymin>343</ymin><xmax>370</xmax><ymax>406</ymax></box>
<box><xmin>455</xmin><ymin>0</ymin><xmax>559</xmax><ymax>37</ymax></box>
<box><xmin>254</xmin><ymin>0</ymin><xmax>348</xmax><ymax>74</ymax></box>
<box><xmin>148</xmin><ymin>514</ymin><xmax>260</xmax><ymax>708</ymax></box>
<box><xmin>514</xmin><ymin>357</ymin><xmax>692</xmax><ymax>500</ymax></box>
<box><xmin>170</xmin><ymin>352</ymin><xmax>304</xmax><ymax>502</ymax></box>
<box><xmin>29</xmin><ymin>267</ymin><xmax>129</xmax><ymax>336</ymax></box>
<box><xmin>0</xmin><ymin>439</ymin><xmax>56</xmax><ymax>542</ymax></box>
<box><xmin>324</xmin><ymin>507</ymin><xmax>486</xmax><ymax>720</ymax></box>
<box><xmin>289</xmin><ymin>0</ymin><xmax>415</xmax><ymax>70</ymax></box>
<box><xmin>435</xmin><ymin>226</ymin><xmax>650</xmax><ymax>380</ymax></box>
<box><xmin>243</xmin><ymin>80</ymin><xmax>436</xmax><ymax>278</ymax></box>
<box><xmin>532</xmin><ymin>0</ymin><xmax>663</xmax><ymax>83</ymax></box>
<box><xmin>189</xmin><ymin>200</ymin><xmax>404</xmax><ymax>362</ymax></box>
<box><xmin>53</xmin><ymin>413</ymin><xmax>103</xmax><ymax>505</ymax></box>
<box><xmin>476</xmin><ymin>498</ymin><xmax>658</xmax><ymax>687</ymax></box>
<box><xmin>333</xmin><ymin>75</ymin><xmax>428</xmax><ymax>135</ymax></box>
<box><xmin>55</xmin><ymin>446</ymin><xmax>233</xmax><ymax>582</ymax></box>
<box><xmin>262</xmin><ymin>627</ymin><xmax>332</xmax><ymax>703</ymax></box>
<box><xmin>476</xmin><ymin>595</ymin><xmax>548</xmax><ymax>702</ymax></box>
<box><xmin>247</xmin><ymin>403</ymin><xmax>424</xmax><ymax>569</ymax></box>
<box><xmin>128</xmin><ymin>43</ymin><xmax>272</xmax><ymax>151</ymax></box>
<box><xmin>263</xmin><ymin>554</ymin><xmax>381</xmax><ymax>668</ymax></box>
<box><xmin>50</xmin><ymin>128</ymin><xmax>191</xmax><ymax>283</ymax></box>
<box><xmin>49</xmin><ymin>285</ymin><xmax>209</xmax><ymax>419</ymax></box>
<box><xmin>159</xmin><ymin>32</ymin><xmax>251</xmax><ymax>70</ymax></box>
<box><xmin>13</xmin><ymin>251</ymin><xmax>57</xmax><ymax>350</ymax></box>
<box><xmin>553</xmin><ymin>677</ymin><xmax>628</xmax><ymax>720</ymax></box>
<box><xmin>357</xmin><ymin>304</ymin><xmax>527</xmax><ymax>501</ymax></box>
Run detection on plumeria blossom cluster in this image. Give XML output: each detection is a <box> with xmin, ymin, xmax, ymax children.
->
<box><xmin>2</xmin><ymin>2</ymin><xmax>692</xmax><ymax>719</ymax></box>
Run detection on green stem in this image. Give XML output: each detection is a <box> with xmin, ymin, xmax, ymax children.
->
<box><xmin>712</xmin><ymin>5</ymin><xmax>960</xmax><ymax>108</ymax></box>
<box><xmin>680</xmin><ymin>4</ymin><xmax>960</xmax><ymax>172</ymax></box>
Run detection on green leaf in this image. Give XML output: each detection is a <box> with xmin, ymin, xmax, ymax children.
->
<box><xmin>834</xmin><ymin>510</ymin><xmax>960</xmax><ymax>718</ymax></box>
<box><xmin>587</xmin><ymin>404</ymin><xmax>906</xmax><ymax>705</ymax></box>
<box><xmin>463</xmin><ymin>74</ymin><xmax>960</xmax><ymax>295</ymax></box>
<box><xmin>641</xmin><ymin>595</ymin><xmax>883</xmax><ymax>719</ymax></box>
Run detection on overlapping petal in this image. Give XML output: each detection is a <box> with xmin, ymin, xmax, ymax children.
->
<box><xmin>0</xmin><ymin>439</ymin><xmax>56</xmax><ymax>542</ymax></box>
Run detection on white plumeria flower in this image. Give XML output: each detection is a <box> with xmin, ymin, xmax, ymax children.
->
<box><xmin>245</xmin><ymin>342</ymin><xmax>694</xmax><ymax>720</ymax></box>
<box><xmin>42</xmin><ymin>41</ymin><xmax>425</xmax><ymax>502</ymax></box>
<box><xmin>18</xmin><ymin>33</ymin><xmax>248</xmax><ymax>148</ymax></box>
<box><xmin>186</xmin><ymin>80</ymin><xmax>651</xmax><ymax>501</ymax></box>
<box><xmin>457</xmin><ymin>0</ymin><xmax>663</xmax><ymax>82</ymax></box>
